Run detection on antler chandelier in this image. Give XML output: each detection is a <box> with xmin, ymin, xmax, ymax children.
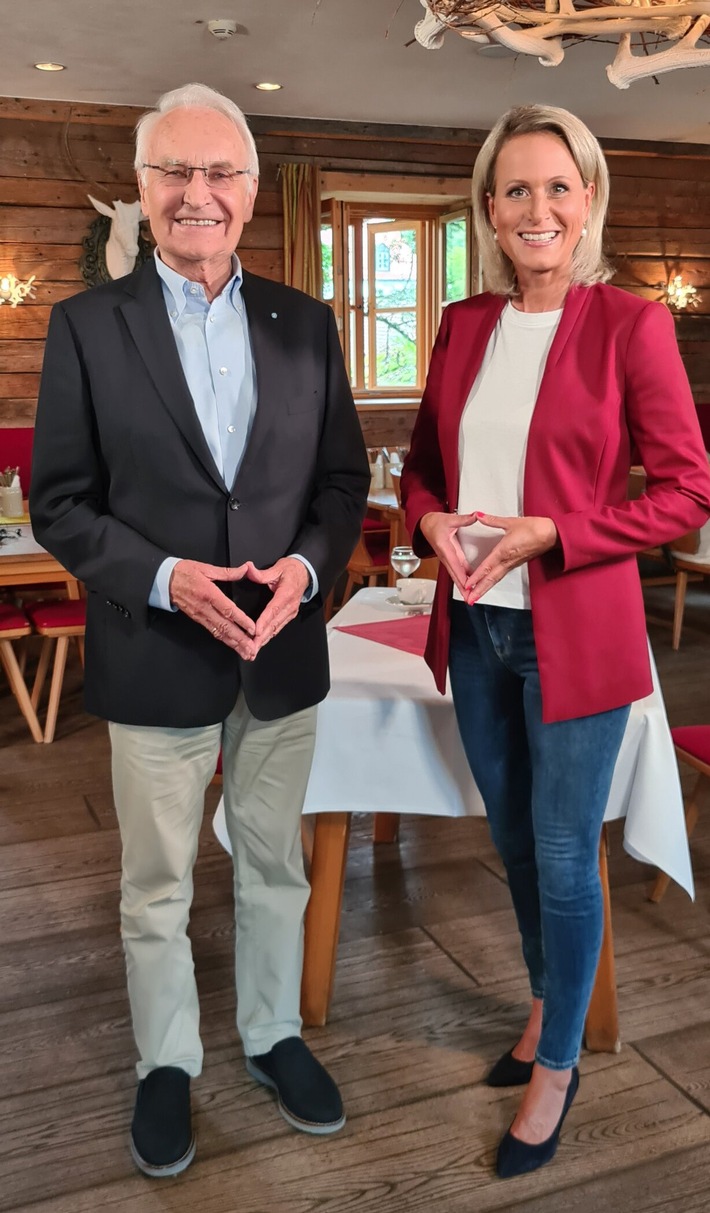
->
<box><xmin>415</xmin><ymin>0</ymin><xmax>710</xmax><ymax>88</ymax></box>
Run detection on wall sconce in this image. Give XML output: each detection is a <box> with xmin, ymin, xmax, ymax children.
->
<box><xmin>0</xmin><ymin>273</ymin><xmax>37</xmax><ymax>308</ymax></box>
<box><xmin>664</xmin><ymin>274</ymin><xmax>699</xmax><ymax>313</ymax></box>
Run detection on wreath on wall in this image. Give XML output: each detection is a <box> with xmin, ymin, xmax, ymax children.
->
<box><xmin>79</xmin><ymin>214</ymin><xmax>153</xmax><ymax>289</ymax></box>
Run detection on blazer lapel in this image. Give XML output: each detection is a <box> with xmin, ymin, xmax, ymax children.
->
<box><xmin>523</xmin><ymin>284</ymin><xmax>594</xmax><ymax>510</ymax></box>
<box><xmin>119</xmin><ymin>262</ymin><xmax>226</xmax><ymax>491</ymax></box>
<box><xmin>234</xmin><ymin>272</ymin><xmax>284</xmax><ymax>487</ymax></box>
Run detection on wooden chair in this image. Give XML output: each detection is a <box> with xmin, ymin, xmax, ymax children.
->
<box><xmin>670</xmin><ymin>522</ymin><xmax>710</xmax><ymax>650</ymax></box>
<box><xmin>388</xmin><ymin>466</ymin><xmax>438</xmax><ymax>583</ymax></box>
<box><xmin>341</xmin><ymin>517</ymin><xmax>391</xmax><ymax>605</ymax></box>
<box><xmin>0</xmin><ymin>603</ymin><xmax>43</xmax><ymax>742</ymax></box>
<box><xmin>649</xmin><ymin>725</ymin><xmax>708</xmax><ymax>902</ymax></box>
<box><xmin>26</xmin><ymin>599</ymin><xmax>86</xmax><ymax>742</ymax></box>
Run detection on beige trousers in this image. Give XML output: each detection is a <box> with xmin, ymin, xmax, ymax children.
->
<box><xmin>109</xmin><ymin>692</ymin><xmax>317</xmax><ymax>1079</ymax></box>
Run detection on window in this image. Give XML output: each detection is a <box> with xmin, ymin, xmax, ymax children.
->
<box><xmin>322</xmin><ymin>199</ymin><xmax>475</xmax><ymax>400</ymax></box>
<box><xmin>440</xmin><ymin>209</ymin><xmax>470</xmax><ymax>306</ymax></box>
<box><xmin>320</xmin><ymin>223</ymin><xmax>334</xmax><ymax>302</ymax></box>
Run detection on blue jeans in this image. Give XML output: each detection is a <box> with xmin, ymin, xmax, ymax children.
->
<box><xmin>448</xmin><ymin>601</ymin><xmax>630</xmax><ymax>1070</ymax></box>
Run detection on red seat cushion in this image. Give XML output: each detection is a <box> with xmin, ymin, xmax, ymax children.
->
<box><xmin>25</xmin><ymin>599</ymin><xmax>87</xmax><ymax>630</ymax></box>
<box><xmin>671</xmin><ymin>725</ymin><xmax>710</xmax><ymax>767</ymax></box>
<box><xmin>362</xmin><ymin>516</ymin><xmax>388</xmax><ymax>533</ymax></box>
<box><xmin>363</xmin><ymin>533</ymin><xmax>390</xmax><ymax>565</ymax></box>
<box><xmin>215</xmin><ymin>750</ymin><xmax>223</xmax><ymax>776</ymax></box>
<box><xmin>0</xmin><ymin>603</ymin><xmax>30</xmax><ymax>632</ymax></box>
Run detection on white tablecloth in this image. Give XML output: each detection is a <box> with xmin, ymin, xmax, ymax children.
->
<box><xmin>215</xmin><ymin>587</ymin><xmax>693</xmax><ymax>897</ymax></box>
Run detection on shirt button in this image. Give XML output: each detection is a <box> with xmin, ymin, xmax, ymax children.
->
<box><xmin>228</xmin><ymin>497</ymin><xmax>241</xmax><ymax>511</ymax></box>
<box><xmin>209</xmin><ymin>316</ymin><xmax>216</xmax><ymax>323</ymax></box>
<box><xmin>189</xmin><ymin>286</ymin><xmax>198</xmax><ymax>295</ymax></box>
<box><xmin>219</xmin><ymin>367</ymin><xmax>228</xmax><ymax>376</ymax></box>
<box><xmin>171</xmin><ymin>310</ymin><xmax>178</xmax><ymax>319</ymax></box>
<box><xmin>227</xmin><ymin>425</ymin><xmax>236</xmax><ymax>434</ymax></box>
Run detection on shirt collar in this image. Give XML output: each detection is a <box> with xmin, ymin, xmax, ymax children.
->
<box><xmin>154</xmin><ymin>250</ymin><xmax>243</xmax><ymax>318</ymax></box>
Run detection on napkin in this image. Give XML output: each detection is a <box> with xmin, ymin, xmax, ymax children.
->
<box><xmin>335</xmin><ymin>614</ymin><xmax>430</xmax><ymax>657</ymax></box>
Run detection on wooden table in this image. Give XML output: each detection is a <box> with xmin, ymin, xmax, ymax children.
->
<box><xmin>366</xmin><ymin>487</ymin><xmax>406</xmax><ymax>585</ymax></box>
<box><xmin>0</xmin><ymin>524</ymin><xmax>80</xmax><ymax>598</ymax></box>
<box><xmin>366</xmin><ymin>487</ymin><xmax>399</xmax><ymax>515</ymax></box>
<box><xmin>292</xmin><ymin>588</ymin><xmax>691</xmax><ymax>1054</ymax></box>
<box><xmin>0</xmin><ymin>523</ymin><xmax>79</xmax><ymax>742</ymax></box>
<box><xmin>302</xmin><ymin>816</ymin><xmax>618</xmax><ymax>1054</ymax></box>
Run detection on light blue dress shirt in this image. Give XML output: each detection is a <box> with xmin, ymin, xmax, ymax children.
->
<box><xmin>149</xmin><ymin>252</ymin><xmax>317</xmax><ymax>609</ymax></box>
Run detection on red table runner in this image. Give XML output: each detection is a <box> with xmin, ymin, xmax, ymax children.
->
<box><xmin>334</xmin><ymin>613</ymin><xmax>429</xmax><ymax>657</ymax></box>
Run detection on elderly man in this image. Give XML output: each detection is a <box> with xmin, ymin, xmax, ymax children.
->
<box><xmin>31</xmin><ymin>82</ymin><xmax>369</xmax><ymax>1177</ymax></box>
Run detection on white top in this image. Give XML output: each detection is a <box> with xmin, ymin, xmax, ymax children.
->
<box><xmin>455</xmin><ymin>301</ymin><xmax>562</xmax><ymax>608</ymax></box>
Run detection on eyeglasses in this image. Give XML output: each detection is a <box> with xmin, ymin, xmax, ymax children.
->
<box><xmin>142</xmin><ymin>164</ymin><xmax>253</xmax><ymax>191</ymax></box>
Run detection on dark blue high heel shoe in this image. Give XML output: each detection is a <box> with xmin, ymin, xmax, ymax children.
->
<box><xmin>485</xmin><ymin>1048</ymin><xmax>534</xmax><ymax>1088</ymax></box>
<box><xmin>496</xmin><ymin>1066</ymin><xmax>579</xmax><ymax>1179</ymax></box>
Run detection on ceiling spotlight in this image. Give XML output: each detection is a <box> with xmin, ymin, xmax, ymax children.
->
<box><xmin>34</xmin><ymin>62</ymin><xmax>66</xmax><ymax>71</ymax></box>
<box><xmin>255</xmin><ymin>82</ymin><xmax>282</xmax><ymax>91</ymax></box>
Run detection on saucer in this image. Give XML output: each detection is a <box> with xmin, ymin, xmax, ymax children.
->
<box><xmin>381</xmin><ymin>595</ymin><xmax>431</xmax><ymax>614</ymax></box>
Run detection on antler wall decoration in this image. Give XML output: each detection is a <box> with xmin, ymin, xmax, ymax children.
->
<box><xmin>415</xmin><ymin>0</ymin><xmax>710</xmax><ymax>88</ymax></box>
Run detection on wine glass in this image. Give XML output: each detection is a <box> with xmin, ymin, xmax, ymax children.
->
<box><xmin>390</xmin><ymin>545</ymin><xmax>421</xmax><ymax>580</ymax></box>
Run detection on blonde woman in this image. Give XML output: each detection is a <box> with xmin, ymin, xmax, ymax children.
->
<box><xmin>401</xmin><ymin>104</ymin><xmax>710</xmax><ymax>1178</ymax></box>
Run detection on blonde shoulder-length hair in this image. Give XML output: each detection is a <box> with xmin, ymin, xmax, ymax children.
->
<box><xmin>472</xmin><ymin>104</ymin><xmax>612</xmax><ymax>297</ymax></box>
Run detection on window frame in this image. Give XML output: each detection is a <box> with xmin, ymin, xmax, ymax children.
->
<box><xmin>438</xmin><ymin>206</ymin><xmax>478</xmax><ymax>309</ymax></box>
<box><xmin>322</xmin><ymin>198</ymin><xmax>472</xmax><ymax>403</ymax></box>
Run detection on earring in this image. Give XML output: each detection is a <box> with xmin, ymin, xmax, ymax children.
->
<box><xmin>581</xmin><ymin>225</ymin><xmax>588</xmax><ymax>237</ymax></box>
<box><xmin>493</xmin><ymin>229</ymin><xmax>498</xmax><ymax>242</ymax></box>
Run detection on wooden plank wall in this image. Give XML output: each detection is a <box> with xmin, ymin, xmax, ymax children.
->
<box><xmin>1</xmin><ymin>99</ymin><xmax>709</xmax><ymax>438</ymax></box>
<box><xmin>0</xmin><ymin>98</ymin><xmax>283</xmax><ymax>428</ymax></box>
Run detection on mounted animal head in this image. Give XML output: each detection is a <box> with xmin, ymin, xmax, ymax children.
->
<box><xmin>87</xmin><ymin>196</ymin><xmax>145</xmax><ymax>280</ymax></box>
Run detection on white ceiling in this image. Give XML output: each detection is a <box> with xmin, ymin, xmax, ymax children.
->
<box><xmin>2</xmin><ymin>0</ymin><xmax>710</xmax><ymax>145</ymax></box>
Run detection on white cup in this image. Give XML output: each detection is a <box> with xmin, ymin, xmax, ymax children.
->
<box><xmin>396</xmin><ymin>578</ymin><xmax>436</xmax><ymax>605</ymax></box>
<box><xmin>0</xmin><ymin>484</ymin><xmax>23</xmax><ymax>518</ymax></box>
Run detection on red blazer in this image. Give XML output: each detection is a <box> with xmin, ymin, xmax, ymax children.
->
<box><xmin>402</xmin><ymin>284</ymin><xmax>710</xmax><ymax>723</ymax></box>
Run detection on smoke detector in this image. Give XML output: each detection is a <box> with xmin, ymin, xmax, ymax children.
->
<box><xmin>208</xmin><ymin>19</ymin><xmax>238</xmax><ymax>39</ymax></box>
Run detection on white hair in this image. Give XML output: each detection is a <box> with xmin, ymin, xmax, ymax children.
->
<box><xmin>134</xmin><ymin>82</ymin><xmax>259</xmax><ymax>183</ymax></box>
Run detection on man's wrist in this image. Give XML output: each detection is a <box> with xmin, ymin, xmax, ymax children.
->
<box><xmin>287</xmin><ymin>554</ymin><xmax>318</xmax><ymax>601</ymax></box>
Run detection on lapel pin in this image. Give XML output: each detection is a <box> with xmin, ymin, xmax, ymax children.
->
<box><xmin>271</xmin><ymin>312</ymin><xmax>278</xmax><ymax>319</ymax></box>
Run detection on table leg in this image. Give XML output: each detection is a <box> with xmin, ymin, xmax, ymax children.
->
<box><xmin>585</xmin><ymin>826</ymin><xmax>620</xmax><ymax>1053</ymax></box>
<box><xmin>301</xmin><ymin>812</ymin><xmax>351</xmax><ymax>1027</ymax></box>
<box><xmin>373</xmin><ymin>812</ymin><xmax>400</xmax><ymax>843</ymax></box>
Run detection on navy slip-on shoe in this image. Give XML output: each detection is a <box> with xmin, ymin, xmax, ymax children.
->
<box><xmin>130</xmin><ymin>1066</ymin><xmax>195</xmax><ymax>1178</ymax></box>
<box><xmin>246</xmin><ymin>1036</ymin><xmax>345</xmax><ymax>1135</ymax></box>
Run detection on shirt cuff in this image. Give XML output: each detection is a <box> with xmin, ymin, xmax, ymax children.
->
<box><xmin>149</xmin><ymin>557</ymin><xmax>180</xmax><ymax>611</ymax></box>
<box><xmin>289</xmin><ymin>554</ymin><xmax>319</xmax><ymax>603</ymax></box>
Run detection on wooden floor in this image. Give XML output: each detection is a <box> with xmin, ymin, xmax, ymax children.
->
<box><xmin>2</xmin><ymin>580</ymin><xmax>710</xmax><ymax>1212</ymax></box>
